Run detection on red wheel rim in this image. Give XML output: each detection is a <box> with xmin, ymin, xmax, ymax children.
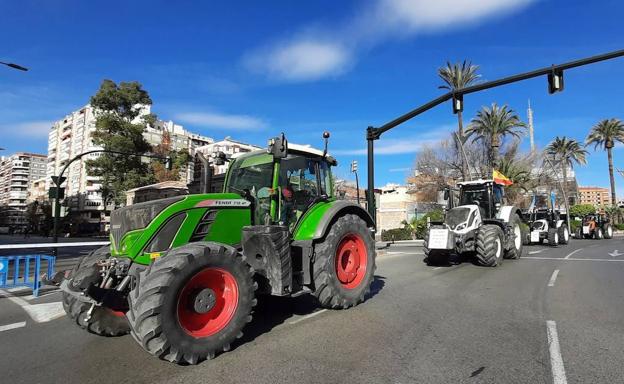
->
<box><xmin>107</xmin><ymin>308</ymin><xmax>126</xmax><ymax>318</ymax></box>
<box><xmin>335</xmin><ymin>234</ymin><xmax>368</xmax><ymax>289</ymax></box>
<box><xmin>177</xmin><ymin>268</ymin><xmax>239</xmax><ymax>338</ymax></box>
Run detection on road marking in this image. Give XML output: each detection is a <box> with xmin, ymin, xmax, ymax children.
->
<box><xmin>386</xmin><ymin>251</ymin><xmax>408</xmax><ymax>255</ymax></box>
<box><xmin>0</xmin><ymin>321</ymin><xmax>26</xmax><ymax>333</ymax></box>
<box><xmin>608</xmin><ymin>250</ymin><xmax>622</xmax><ymax>257</ymax></box>
<box><xmin>0</xmin><ymin>289</ymin><xmax>65</xmax><ymax>323</ymax></box>
<box><xmin>529</xmin><ymin>250</ymin><xmax>545</xmax><ymax>255</ymax></box>
<box><xmin>432</xmin><ymin>266</ymin><xmax>443</xmax><ymax>270</ymax></box>
<box><xmin>288</xmin><ymin>309</ymin><xmax>328</xmax><ymax>325</ymax></box>
<box><xmin>547</xmin><ymin>269</ymin><xmax>560</xmax><ymax>287</ymax></box>
<box><xmin>523</xmin><ymin>257</ymin><xmax>624</xmax><ymax>262</ymax></box>
<box><xmin>546</xmin><ymin>320</ymin><xmax>568</xmax><ymax>384</ymax></box>
<box><xmin>564</xmin><ymin>248</ymin><xmax>583</xmax><ymax>259</ymax></box>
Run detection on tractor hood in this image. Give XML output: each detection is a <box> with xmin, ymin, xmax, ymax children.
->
<box><xmin>110</xmin><ymin>193</ymin><xmax>251</xmax><ymax>263</ymax></box>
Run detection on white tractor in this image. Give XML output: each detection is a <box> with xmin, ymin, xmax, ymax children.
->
<box><xmin>424</xmin><ymin>180</ymin><xmax>525</xmax><ymax>267</ymax></box>
<box><xmin>525</xmin><ymin>208</ymin><xmax>569</xmax><ymax>246</ymax></box>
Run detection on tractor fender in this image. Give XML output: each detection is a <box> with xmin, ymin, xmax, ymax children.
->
<box><xmin>556</xmin><ymin>220</ymin><xmax>565</xmax><ymax>228</ymax></box>
<box><xmin>496</xmin><ymin>206</ymin><xmax>523</xmax><ymax>223</ymax></box>
<box><xmin>293</xmin><ymin>200</ymin><xmax>375</xmax><ymax>241</ymax></box>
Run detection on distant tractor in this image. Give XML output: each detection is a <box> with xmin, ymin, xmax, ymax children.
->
<box><xmin>525</xmin><ymin>209</ymin><xmax>569</xmax><ymax>246</ymax></box>
<box><xmin>424</xmin><ymin>180</ymin><xmax>524</xmax><ymax>267</ymax></box>
<box><xmin>576</xmin><ymin>214</ymin><xmax>613</xmax><ymax>240</ymax></box>
<box><xmin>60</xmin><ymin>133</ymin><xmax>376</xmax><ymax>364</ymax></box>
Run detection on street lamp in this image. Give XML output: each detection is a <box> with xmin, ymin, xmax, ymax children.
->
<box><xmin>51</xmin><ymin>150</ymin><xmax>171</xmax><ymax>255</ymax></box>
<box><xmin>351</xmin><ymin>160</ymin><xmax>360</xmax><ymax>205</ymax></box>
<box><xmin>0</xmin><ymin>61</ymin><xmax>28</xmax><ymax>71</ymax></box>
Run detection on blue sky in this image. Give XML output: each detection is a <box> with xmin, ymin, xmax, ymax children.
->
<box><xmin>1</xmin><ymin>0</ymin><xmax>623</xmax><ymax>193</ymax></box>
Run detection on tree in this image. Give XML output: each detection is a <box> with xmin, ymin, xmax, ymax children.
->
<box><xmin>465</xmin><ymin>103</ymin><xmax>527</xmax><ymax>175</ymax></box>
<box><xmin>151</xmin><ymin>131</ymin><xmax>191</xmax><ymax>183</ymax></box>
<box><xmin>545</xmin><ymin>136</ymin><xmax>588</xmax><ymax>213</ymax></box>
<box><xmin>569</xmin><ymin>204</ymin><xmax>596</xmax><ymax>218</ymax></box>
<box><xmin>438</xmin><ymin>60</ymin><xmax>481</xmax><ymax>179</ymax></box>
<box><xmin>585</xmin><ymin>118</ymin><xmax>624</xmax><ymax>206</ymax></box>
<box><xmin>86</xmin><ymin>80</ymin><xmax>156</xmax><ymax>207</ymax></box>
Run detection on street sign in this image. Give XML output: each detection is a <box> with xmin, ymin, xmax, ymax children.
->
<box><xmin>48</xmin><ymin>187</ymin><xmax>65</xmax><ymax>199</ymax></box>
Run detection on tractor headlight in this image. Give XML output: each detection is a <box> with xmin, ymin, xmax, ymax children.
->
<box><xmin>455</xmin><ymin>223</ymin><xmax>466</xmax><ymax>231</ymax></box>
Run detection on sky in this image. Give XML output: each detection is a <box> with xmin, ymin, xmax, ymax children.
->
<box><xmin>1</xmin><ymin>0</ymin><xmax>623</xmax><ymax>194</ymax></box>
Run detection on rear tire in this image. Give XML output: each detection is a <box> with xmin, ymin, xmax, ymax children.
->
<box><xmin>62</xmin><ymin>246</ymin><xmax>130</xmax><ymax>337</ymax></box>
<box><xmin>475</xmin><ymin>225</ymin><xmax>504</xmax><ymax>267</ymax></box>
<box><xmin>127</xmin><ymin>242</ymin><xmax>256</xmax><ymax>365</ymax></box>
<box><xmin>575</xmin><ymin>227</ymin><xmax>582</xmax><ymax>239</ymax></box>
<box><xmin>313</xmin><ymin>214</ymin><xmax>375</xmax><ymax>309</ymax></box>
<box><xmin>557</xmin><ymin>224</ymin><xmax>569</xmax><ymax>245</ymax></box>
<box><xmin>603</xmin><ymin>224</ymin><xmax>613</xmax><ymax>239</ymax></box>
<box><xmin>594</xmin><ymin>228</ymin><xmax>604</xmax><ymax>240</ymax></box>
<box><xmin>504</xmin><ymin>214</ymin><xmax>524</xmax><ymax>259</ymax></box>
<box><xmin>548</xmin><ymin>228</ymin><xmax>559</xmax><ymax>246</ymax></box>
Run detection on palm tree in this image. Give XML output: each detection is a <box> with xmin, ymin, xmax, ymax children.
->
<box><xmin>545</xmin><ymin>136</ymin><xmax>588</xmax><ymax>207</ymax></box>
<box><xmin>438</xmin><ymin>60</ymin><xmax>481</xmax><ymax>179</ymax></box>
<box><xmin>585</xmin><ymin>118</ymin><xmax>624</xmax><ymax>205</ymax></box>
<box><xmin>466</xmin><ymin>103</ymin><xmax>527</xmax><ymax>175</ymax></box>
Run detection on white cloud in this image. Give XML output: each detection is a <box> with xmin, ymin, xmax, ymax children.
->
<box><xmin>245</xmin><ymin>0</ymin><xmax>536</xmax><ymax>82</ymax></box>
<box><xmin>389</xmin><ymin>167</ymin><xmax>412</xmax><ymax>172</ymax></box>
<box><xmin>3</xmin><ymin>121</ymin><xmax>54</xmax><ymax>137</ymax></box>
<box><xmin>245</xmin><ymin>40</ymin><xmax>351</xmax><ymax>82</ymax></box>
<box><xmin>175</xmin><ymin>111</ymin><xmax>268</xmax><ymax>131</ymax></box>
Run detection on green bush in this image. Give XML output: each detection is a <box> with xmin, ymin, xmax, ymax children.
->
<box><xmin>569</xmin><ymin>220</ymin><xmax>581</xmax><ymax>233</ymax></box>
<box><xmin>412</xmin><ymin>209</ymin><xmax>445</xmax><ymax>239</ymax></box>
<box><xmin>614</xmin><ymin>223</ymin><xmax>624</xmax><ymax>231</ymax></box>
<box><xmin>569</xmin><ymin>204</ymin><xmax>596</xmax><ymax>219</ymax></box>
<box><xmin>381</xmin><ymin>227</ymin><xmax>413</xmax><ymax>241</ymax></box>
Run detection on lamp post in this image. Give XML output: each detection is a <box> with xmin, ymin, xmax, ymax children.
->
<box><xmin>51</xmin><ymin>150</ymin><xmax>171</xmax><ymax>255</ymax></box>
<box><xmin>0</xmin><ymin>61</ymin><xmax>28</xmax><ymax>71</ymax></box>
<box><xmin>351</xmin><ymin>160</ymin><xmax>360</xmax><ymax>205</ymax></box>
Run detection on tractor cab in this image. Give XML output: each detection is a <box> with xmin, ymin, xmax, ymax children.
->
<box><xmin>457</xmin><ymin>179</ymin><xmax>504</xmax><ymax>220</ymax></box>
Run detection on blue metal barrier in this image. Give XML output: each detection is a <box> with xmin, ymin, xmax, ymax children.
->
<box><xmin>0</xmin><ymin>255</ymin><xmax>55</xmax><ymax>297</ymax></box>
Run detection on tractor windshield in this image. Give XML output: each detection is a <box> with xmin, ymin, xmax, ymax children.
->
<box><xmin>460</xmin><ymin>186</ymin><xmax>491</xmax><ymax>218</ymax></box>
<box><xmin>227</xmin><ymin>156</ymin><xmax>274</xmax><ymax>224</ymax></box>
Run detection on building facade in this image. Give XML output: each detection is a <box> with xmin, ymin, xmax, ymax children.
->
<box><xmin>579</xmin><ymin>186</ymin><xmax>611</xmax><ymax>208</ymax></box>
<box><xmin>195</xmin><ymin>137</ymin><xmax>261</xmax><ymax>175</ymax></box>
<box><xmin>0</xmin><ymin>152</ymin><xmax>47</xmax><ymax>231</ymax></box>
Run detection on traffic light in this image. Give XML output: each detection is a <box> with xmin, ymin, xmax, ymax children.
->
<box><xmin>351</xmin><ymin>160</ymin><xmax>358</xmax><ymax>173</ymax></box>
<box><xmin>452</xmin><ymin>94</ymin><xmax>464</xmax><ymax>114</ymax></box>
<box><xmin>548</xmin><ymin>69</ymin><xmax>564</xmax><ymax>94</ymax></box>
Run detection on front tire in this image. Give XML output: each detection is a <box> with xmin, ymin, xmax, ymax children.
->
<box><xmin>504</xmin><ymin>214</ymin><xmax>524</xmax><ymax>259</ymax></box>
<box><xmin>62</xmin><ymin>246</ymin><xmax>130</xmax><ymax>337</ymax></box>
<box><xmin>603</xmin><ymin>224</ymin><xmax>613</xmax><ymax>239</ymax></box>
<box><xmin>313</xmin><ymin>214</ymin><xmax>375</xmax><ymax>309</ymax></box>
<box><xmin>127</xmin><ymin>243</ymin><xmax>256</xmax><ymax>365</ymax></box>
<box><xmin>558</xmin><ymin>224</ymin><xmax>569</xmax><ymax>245</ymax></box>
<box><xmin>475</xmin><ymin>225</ymin><xmax>504</xmax><ymax>267</ymax></box>
<box><xmin>548</xmin><ymin>228</ymin><xmax>559</xmax><ymax>246</ymax></box>
<box><xmin>594</xmin><ymin>228</ymin><xmax>604</xmax><ymax>240</ymax></box>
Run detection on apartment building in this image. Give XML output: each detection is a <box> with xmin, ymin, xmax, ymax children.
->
<box><xmin>579</xmin><ymin>186</ymin><xmax>611</xmax><ymax>208</ymax></box>
<box><xmin>0</xmin><ymin>152</ymin><xmax>47</xmax><ymax>231</ymax></box>
<box><xmin>195</xmin><ymin>137</ymin><xmax>261</xmax><ymax>174</ymax></box>
<box><xmin>47</xmin><ymin>104</ymin><xmax>212</xmax><ymax>233</ymax></box>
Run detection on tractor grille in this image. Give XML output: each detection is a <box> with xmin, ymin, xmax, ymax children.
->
<box><xmin>110</xmin><ymin>196</ymin><xmax>185</xmax><ymax>250</ymax></box>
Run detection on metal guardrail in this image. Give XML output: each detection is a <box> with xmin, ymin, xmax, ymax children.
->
<box><xmin>0</xmin><ymin>255</ymin><xmax>56</xmax><ymax>297</ymax></box>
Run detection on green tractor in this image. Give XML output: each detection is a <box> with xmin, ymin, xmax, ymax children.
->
<box><xmin>60</xmin><ymin>133</ymin><xmax>376</xmax><ymax>364</ymax></box>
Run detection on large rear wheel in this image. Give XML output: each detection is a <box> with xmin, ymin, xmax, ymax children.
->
<box><xmin>475</xmin><ymin>225</ymin><xmax>504</xmax><ymax>267</ymax></box>
<box><xmin>313</xmin><ymin>214</ymin><xmax>375</xmax><ymax>309</ymax></box>
<box><xmin>548</xmin><ymin>228</ymin><xmax>559</xmax><ymax>246</ymax></box>
<box><xmin>62</xmin><ymin>246</ymin><xmax>130</xmax><ymax>337</ymax></box>
<box><xmin>127</xmin><ymin>242</ymin><xmax>256</xmax><ymax>364</ymax></box>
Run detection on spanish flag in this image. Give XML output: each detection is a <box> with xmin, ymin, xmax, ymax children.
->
<box><xmin>493</xmin><ymin>170</ymin><xmax>513</xmax><ymax>186</ymax></box>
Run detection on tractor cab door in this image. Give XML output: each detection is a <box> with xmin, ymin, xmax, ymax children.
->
<box><xmin>278</xmin><ymin>155</ymin><xmax>330</xmax><ymax>230</ymax></box>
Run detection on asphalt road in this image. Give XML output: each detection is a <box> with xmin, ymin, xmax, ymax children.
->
<box><xmin>1</xmin><ymin>237</ymin><xmax>623</xmax><ymax>384</ymax></box>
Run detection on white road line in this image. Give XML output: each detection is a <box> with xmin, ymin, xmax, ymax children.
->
<box><xmin>547</xmin><ymin>269</ymin><xmax>560</xmax><ymax>287</ymax></box>
<box><xmin>432</xmin><ymin>266</ymin><xmax>443</xmax><ymax>270</ymax></box>
<box><xmin>522</xmin><ymin>257</ymin><xmax>624</xmax><ymax>262</ymax></box>
<box><xmin>288</xmin><ymin>309</ymin><xmax>328</xmax><ymax>325</ymax></box>
<box><xmin>546</xmin><ymin>320</ymin><xmax>568</xmax><ymax>384</ymax></box>
<box><xmin>386</xmin><ymin>251</ymin><xmax>408</xmax><ymax>255</ymax></box>
<box><xmin>0</xmin><ymin>289</ymin><xmax>65</xmax><ymax>323</ymax></box>
<box><xmin>529</xmin><ymin>249</ymin><xmax>545</xmax><ymax>255</ymax></box>
<box><xmin>0</xmin><ymin>321</ymin><xmax>26</xmax><ymax>333</ymax></box>
<box><xmin>564</xmin><ymin>248</ymin><xmax>583</xmax><ymax>259</ymax></box>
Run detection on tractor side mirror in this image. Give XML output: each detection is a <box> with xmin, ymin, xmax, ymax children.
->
<box><xmin>268</xmin><ymin>132</ymin><xmax>288</xmax><ymax>159</ymax></box>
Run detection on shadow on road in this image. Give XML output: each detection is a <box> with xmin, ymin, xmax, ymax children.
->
<box><xmin>423</xmin><ymin>252</ymin><xmax>479</xmax><ymax>267</ymax></box>
<box><xmin>234</xmin><ymin>275</ymin><xmax>386</xmax><ymax>350</ymax></box>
